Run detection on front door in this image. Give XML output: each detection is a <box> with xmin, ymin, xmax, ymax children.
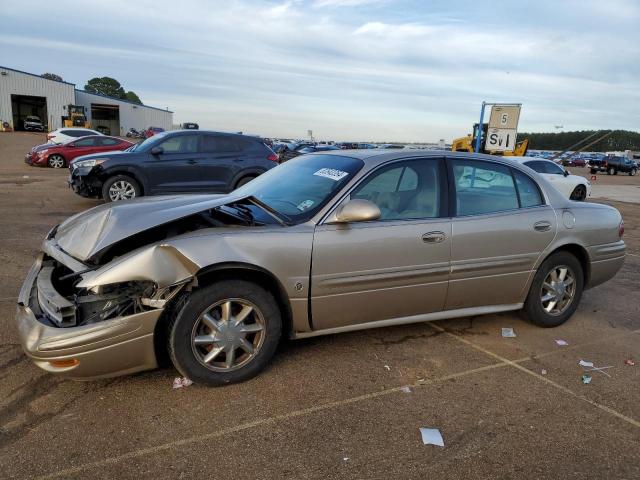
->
<box><xmin>144</xmin><ymin>133</ymin><xmax>203</xmax><ymax>194</ymax></box>
<box><xmin>445</xmin><ymin>157</ymin><xmax>557</xmax><ymax>309</ymax></box>
<box><xmin>199</xmin><ymin>135</ymin><xmax>245</xmax><ymax>192</ymax></box>
<box><xmin>311</xmin><ymin>157</ymin><xmax>451</xmax><ymax>330</ymax></box>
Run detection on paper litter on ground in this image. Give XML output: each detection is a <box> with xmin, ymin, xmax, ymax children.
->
<box><xmin>582</xmin><ymin>374</ymin><xmax>592</xmax><ymax>384</ymax></box>
<box><xmin>541</xmin><ymin>369</ymin><xmax>547</xmax><ymax>375</ymax></box>
<box><xmin>384</xmin><ymin>365</ymin><xmax>391</xmax><ymax>371</ymax></box>
<box><xmin>501</xmin><ymin>327</ymin><xmax>516</xmax><ymax>338</ymax></box>
<box><xmin>400</xmin><ymin>386</ymin><xmax>412</xmax><ymax>393</ymax></box>
<box><xmin>419</xmin><ymin>428</ymin><xmax>444</xmax><ymax>447</ymax></box>
<box><xmin>172</xmin><ymin>377</ymin><xmax>194</xmax><ymax>389</ymax></box>
<box><xmin>555</xmin><ymin>339</ymin><xmax>569</xmax><ymax>346</ymax></box>
<box><xmin>578</xmin><ymin>360</ymin><xmax>594</xmax><ymax>368</ymax></box>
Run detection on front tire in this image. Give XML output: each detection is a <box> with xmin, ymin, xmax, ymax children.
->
<box><xmin>630</xmin><ymin>168</ymin><xmax>637</xmax><ymax>176</ymax></box>
<box><xmin>608</xmin><ymin>166</ymin><xmax>615</xmax><ymax>175</ymax></box>
<box><xmin>47</xmin><ymin>154</ymin><xmax>66</xmax><ymax>168</ymax></box>
<box><xmin>168</xmin><ymin>280</ymin><xmax>282</xmax><ymax>386</ymax></box>
<box><xmin>522</xmin><ymin>252</ymin><xmax>584</xmax><ymax>327</ymax></box>
<box><xmin>102</xmin><ymin>175</ymin><xmax>141</xmax><ymax>202</ymax></box>
<box><xmin>570</xmin><ymin>184</ymin><xmax>587</xmax><ymax>201</ymax></box>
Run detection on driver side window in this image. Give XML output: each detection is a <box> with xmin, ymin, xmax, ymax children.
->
<box><xmin>159</xmin><ymin>135</ymin><xmax>199</xmax><ymax>154</ymax></box>
<box><xmin>352</xmin><ymin>160</ymin><xmax>441</xmax><ymax>220</ymax></box>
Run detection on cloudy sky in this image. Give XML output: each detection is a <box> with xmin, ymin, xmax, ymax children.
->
<box><xmin>1</xmin><ymin>0</ymin><xmax>639</xmax><ymax>141</ymax></box>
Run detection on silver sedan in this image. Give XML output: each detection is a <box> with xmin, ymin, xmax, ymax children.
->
<box><xmin>16</xmin><ymin>151</ymin><xmax>625</xmax><ymax>385</ymax></box>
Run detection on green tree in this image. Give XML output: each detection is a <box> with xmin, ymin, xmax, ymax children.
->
<box><xmin>41</xmin><ymin>72</ymin><xmax>63</xmax><ymax>81</ymax></box>
<box><xmin>84</xmin><ymin>77</ymin><xmax>126</xmax><ymax>98</ymax></box>
<box><xmin>124</xmin><ymin>90</ymin><xmax>143</xmax><ymax>105</ymax></box>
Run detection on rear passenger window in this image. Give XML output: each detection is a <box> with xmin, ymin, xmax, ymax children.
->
<box><xmin>513</xmin><ymin>170</ymin><xmax>543</xmax><ymax>208</ymax></box>
<box><xmin>452</xmin><ymin>160</ymin><xmax>518</xmax><ymax>216</ymax></box>
<box><xmin>100</xmin><ymin>138</ymin><xmax>119</xmax><ymax>146</ymax></box>
<box><xmin>202</xmin><ymin>136</ymin><xmax>246</xmax><ymax>153</ymax></box>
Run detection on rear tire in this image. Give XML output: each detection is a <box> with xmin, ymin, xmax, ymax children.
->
<box><xmin>608</xmin><ymin>166</ymin><xmax>615</xmax><ymax>175</ymax></box>
<box><xmin>102</xmin><ymin>175</ymin><xmax>141</xmax><ymax>202</ymax></box>
<box><xmin>523</xmin><ymin>251</ymin><xmax>584</xmax><ymax>328</ymax></box>
<box><xmin>235</xmin><ymin>175</ymin><xmax>257</xmax><ymax>189</ymax></box>
<box><xmin>168</xmin><ymin>280</ymin><xmax>282</xmax><ymax>386</ymax></box>
<box><xmin>630</xmin><ymin>168</ymin><xmax>637</xmax><ymax>176</ymax></box>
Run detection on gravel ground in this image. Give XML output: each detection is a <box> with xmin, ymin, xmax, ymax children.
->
<box><xmin>1</xmin><ymin>132</ymin><xmax>638</xmax><ymax>479</ymax></box>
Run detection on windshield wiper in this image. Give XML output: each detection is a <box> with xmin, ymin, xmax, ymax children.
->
<box><xmin>246</xmin><ymin>196</ymin><xmax>292</xmax><ymax>226</ymax></box>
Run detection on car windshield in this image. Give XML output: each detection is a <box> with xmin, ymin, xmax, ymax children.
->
<box><xmin>233</xmin><ymin>154</ymin><xmax>364</xmax><ymax>224</ymax></box>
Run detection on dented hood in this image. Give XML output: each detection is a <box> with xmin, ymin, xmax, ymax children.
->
<box><xmin>55</xmin><ymin>194</ymin><xmax>233</xmax><ymax>261</ymax></box>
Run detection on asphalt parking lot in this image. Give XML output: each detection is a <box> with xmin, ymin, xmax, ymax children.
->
<box><xmin>1</xmin><ymin>132</ymin><xmax>638</xmax><ymax>479</ymax></box>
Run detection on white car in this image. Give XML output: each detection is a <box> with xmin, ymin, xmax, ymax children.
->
<box><xmin>512</xmin><ymin>157</ymin><xmax>591</xmax><ymax>201</ymax></box>
<box><xmin>47</xmin><ymin>128</ymin><xmax>103</xmax><ymax>144</ymax></box>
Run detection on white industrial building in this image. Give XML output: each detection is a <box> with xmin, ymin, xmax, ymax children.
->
<box><xmin>0</xmin><ymin>66</ymin><xmax>173</xmax><ymax>134</ymax></box>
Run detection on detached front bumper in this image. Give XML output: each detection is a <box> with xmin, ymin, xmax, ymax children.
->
<box><xmin>16</xmin><ymin>255</ymin><xmax>162</xmax><ymax>379</ymax></box>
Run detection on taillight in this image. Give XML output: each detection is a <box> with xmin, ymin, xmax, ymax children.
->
<box><xmin>267</xmin><ymin>153</ymin><xmax>279</xmax><ymax>163</ymax></box>
<box><xmin>619</xmin><ymin>221</ymin><xmax>624</xmax><ymax>238</ymax></box>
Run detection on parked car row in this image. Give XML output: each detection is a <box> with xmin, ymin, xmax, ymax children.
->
<box><xmin>25</xmin><ymin>136</ymin><xmax>134</xmax><ymax>168</ymax></box>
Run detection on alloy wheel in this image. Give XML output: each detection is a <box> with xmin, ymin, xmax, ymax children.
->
<box><xmin>191</xmin><ymin>298</ymin><xmax>265</xmax><ymax>372</ymax></box>
<box><xmin>48</xmin><ymin>155</ymin><xmax>65</xmax><ymax>168</ymax></box>
<box><xmin>108</xmin><ymin>180</ymin><xmax>136</xmax><ymax>201</ymax></box>
<box><xmin>540</xmin><ymin>265</ymin><xmax>576</xmax><ymax>316</ymax></box>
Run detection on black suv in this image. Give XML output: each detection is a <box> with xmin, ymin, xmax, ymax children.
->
<box><xmin>590</xmin><ymin>155</ymin><xmax>637</xmax><ymax>176</ymax></box>
<box><xmin>68</xmin><ymin>131</ymin><xmax>279</xmax><ymax>202</ymax></box>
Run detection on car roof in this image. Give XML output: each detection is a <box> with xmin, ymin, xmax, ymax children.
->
<box><xmin>306</xmin><ymin>149</ymin><xmax>549</xmax><ymax>168</ymax></box>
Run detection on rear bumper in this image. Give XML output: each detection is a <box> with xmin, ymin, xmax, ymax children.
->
<box><xmin>16</xmin><ymin>256</ymin><xmax>161</xmax><ymax>379</ymax></box>
<box><xmin>586</xmin><ymin>241</ymin><xmax>626</xmax><ymax>289</ymax></box>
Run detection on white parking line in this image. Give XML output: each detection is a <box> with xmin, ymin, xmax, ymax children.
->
<box><xmin>428</xmin><ymin>323</ymin><xmax>640</xmax><ymax>429</ymax></box>
<box><xmin>35</xmin><ymin>362</ymin><xmax>510</xmax><ymax>480</ymax></box>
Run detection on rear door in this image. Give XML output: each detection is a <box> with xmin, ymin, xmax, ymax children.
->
<box><xmin>198</xmin><ymin>135</ymin><xmax>245</xmax><ymax>192</ymax></box>
<box><xmin>97</xmin><ymin>137</ymin><xmax>124</xmax><ymax>152</ymax></box>
<box><xmin>445</xmin><ymin>157</ymin><xmax>556</xmax><ymax>310</ymax></box>
<box><xmin>311</xmin><ymin>157</ymin><xmax>451</xmax><ymax>330</ymax></box>
<box><xmin>143</xmin><ymin>133</ymin><xmax>203</xmax><ymax>194</ymax></box>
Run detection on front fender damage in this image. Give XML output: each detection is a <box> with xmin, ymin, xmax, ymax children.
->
<box><xmin>77</xmin><ymin>244</ymin><xmax>201</xmax><ymax>290</ymax></box>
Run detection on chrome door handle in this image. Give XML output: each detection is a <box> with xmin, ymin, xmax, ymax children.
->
<box><xmin>534</xmin><ymin>221</ymin><xmax>551</xmax><ymax>232</ymax></box>
<box><xmin>422</xmin><ymin>231</ymin><xmax>446</xmax><ymax>243</ymax></box>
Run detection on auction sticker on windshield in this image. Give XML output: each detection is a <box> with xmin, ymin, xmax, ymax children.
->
<box><xmin>314</xmin><ymin>168</ymin><xmax>349</xmax><ymax>181</ymax></box>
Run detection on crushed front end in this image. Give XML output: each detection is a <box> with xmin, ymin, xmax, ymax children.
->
<box><xmin>16</xmin><ymin>239</ymin><xmax>188</xmax><ymax>379</ymax></box>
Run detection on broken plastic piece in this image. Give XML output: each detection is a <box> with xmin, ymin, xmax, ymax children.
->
<box><xmin>578</xmin><ymin>360</ymin><xmax>594</xmax><ymax>368</ymax></box>
<box><xmin>624</xmin><ymin>359</ymin><xmax>635</xmax><ymax>366</ymax></box>
<box><xmin>400</xmin><ymin>386</ymin><xmax>412</xmax><ymax>393</ymax></box>
<box><xmin>555</xmin><ymin>339</ymin><xmax>569</xmax><ymax>346</ymax></box>
<box><xmin>384</xmin><ymin>365</ymin><xmax>391</xmax><ymax>371</ymax></box>
<box><xmin>582</xmin><ymin>374</ymin><xmax>592</xmax><ymax>384</ymax></box>
<box><xmin>172</xmin><ymin>377</ymin><xmax>194</xmax><ymax>389</ymax></box>
<box><xmin>419</xmin><ymin>428</ymin><xmax>444</xmax><ymax>447</ymax></box>
<box><xmin>501</xmin><ymin>328</ymin><xmax>516</xmax><ymax>338</ymax></box>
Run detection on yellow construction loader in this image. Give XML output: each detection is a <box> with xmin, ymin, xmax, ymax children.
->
<box><xmin>452</xmin><ymin>123</ymin><xmax>529</xmax><ymax>156</ymax></box>
<box><xmin>63</xmin><ymin>105</ymin><xmax>90</xmax><ymax>128</ymax></box>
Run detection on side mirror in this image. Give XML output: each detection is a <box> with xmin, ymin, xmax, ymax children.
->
<box><xmin>333</xmin><ymin>199</ymin><xmax>381</xmax><ymax>223</ymax></box>
<box><xmin>150</xmin><ymin>146</ymin><xmax>164</xmax><ymax>155</ymax></box>
<box><xmin>563</xmin><ymin>170</ymin><xmax>569</xmax><ymax>177</ymax></box>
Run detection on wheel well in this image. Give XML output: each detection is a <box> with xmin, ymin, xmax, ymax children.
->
<box><xmin>547</xmin><ymin>244</ymin><xmax>590</xmax><ymax>285</ymax></box>
<box><xmin>104</xmin><ymin>171</ymin><xmax>144</xmax><ymax>195</ymax></box>
<box><xmin>234</xmin><ymin>174</ymin><xmax>258</xmax><ymax>189</ymax></box>
<box><xmin>195</xmin><ymin>264</ymin><xmax>293</xmax><ymax>334</ymax></box>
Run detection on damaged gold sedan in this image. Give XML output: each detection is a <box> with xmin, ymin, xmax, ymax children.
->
<box><xmin>17</xmin><ymin>152</ymin><xmax>626</xmax><ymax>385</ymax></box>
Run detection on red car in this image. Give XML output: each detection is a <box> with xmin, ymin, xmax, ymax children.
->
<box><xmin>144</xmin><ymin>126</ymin><xmax>165</xmax><ymax>138</ymax></box>
<box><xmin>25</xmin><ymin>136</ymin><xmax>134</xmax><ymax>168</ymax></box>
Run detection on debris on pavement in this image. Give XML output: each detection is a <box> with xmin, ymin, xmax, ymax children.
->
<box><xmin>172</xmin><ymin>377</ymin><xmax>194</xmax><ymax>389</ymax></box>
<box><xmin>624</xmin><ymin>358</ymin><xmax>635</xmax><ymax>366</ymax></box>
<box><xmin>22</xmin><ymin>175</ymin><xmax>29</xmax><ymax>179</ymax></box>
<box><xmin>582</xmin><ymin>374</ymin><xmax>592</xmax><ymax>384</ymax></box>
<box><xmin>585</xmin><ymin>365</ymin><xmax>614</xmax><ymax>377</ymax></box>
<box><xmin>501</xmin><ymin>327</ymin><xmax>516</xmax><ymax>338</ymax></box>
<box><xmin>578</xmin><ymin>360</ymin><xmax>594</xmax><ymax>367</ymax></box>
<box><xmin>419</xmin><ymin>428</ymin><xmax>444</xmax><ymax>447</ymax></box>
<box><xmin>541</xmin><ymin>369</ymin><xmax>548</xmax><ymax>375</ymax></box>
<box><xmin>400</xmin><ymin>386</ymin><xmax>412</xmax><ymax>393</ymax></box>
<box><xmin>384</xmin><ymin>365</ymin><xmax>391</xmax><ymax>371</ymax></box>
<box><xmin>555</xmin><ymin>339</ymin><xmax>569</xmax><ymax>346</ymax></box>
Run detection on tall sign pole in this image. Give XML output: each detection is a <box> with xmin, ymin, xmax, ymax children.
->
<box><xmin>474</xmin><ymin>101</ymin><xmax>486</xmax><ymax>153</ymax></box>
